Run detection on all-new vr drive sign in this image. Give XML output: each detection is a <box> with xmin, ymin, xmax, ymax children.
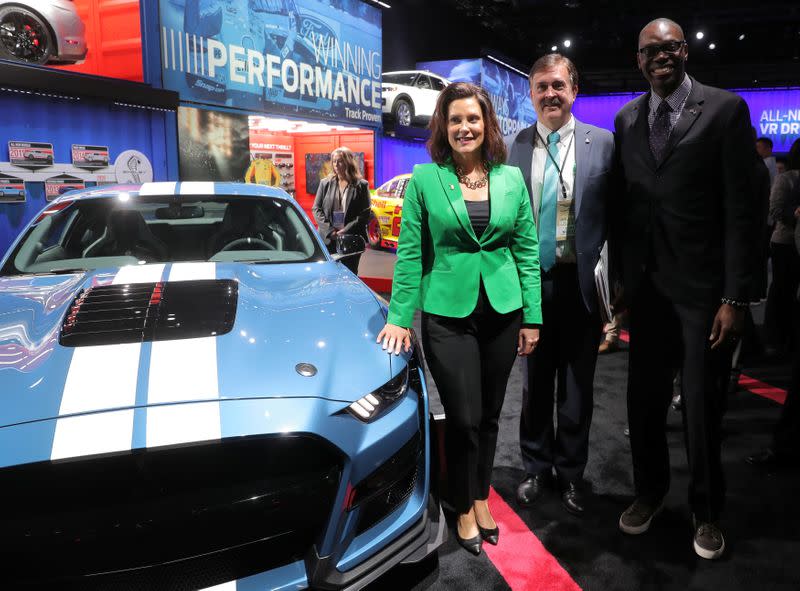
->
<box><xmin>160</xmin><ymin>0</ymin><xmax>382</xmax><ymax>126</ymax></box>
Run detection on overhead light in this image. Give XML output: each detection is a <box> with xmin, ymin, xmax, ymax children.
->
<box><xmin>370</xmin><ymin>0</ymin><xmax>391</xmax><ymax>7</ymax></box>
<box><xmin>551</xmin><ymin>45</ymin><xmax>558</xmax><ymax>51</ymax></box>
<box><xmin>708</xmin><ymin>43</ymin><xmax>716</xmax><ymax>50</ymax></box>
<box><xmin>563</xmin><ymin>39</ymin><xmax>572</xmax><ymax>48</ymax></box>
<box><xmin>696</xmin><ymin>31</ymin><xmax>704</xmax><ymax>40</ymax></box>
<box><xmin>738</xmin><ymin>34</ymin><xmax>745</xmax><ymax>41</ymax></box>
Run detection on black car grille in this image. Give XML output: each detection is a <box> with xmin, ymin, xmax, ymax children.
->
<box><xmin>60</xmin><ymin>279</ymin><xmax>237</xmax><ymax>347</ymax></box>
<box><xmin>352</xmin><ymin>433</ymin><xmax>422</xmax><ymax>535</ymax></box>
<box><xmin>1</xmin><ymin>434</ymin><xmax>342</xmax><ymax>589</ymax></box>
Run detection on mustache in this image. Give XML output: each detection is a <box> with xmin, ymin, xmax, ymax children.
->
<box><xmin>541</xmin><ymin>98</ymin><xmax>561</xmax><ymax>107</ymax></box>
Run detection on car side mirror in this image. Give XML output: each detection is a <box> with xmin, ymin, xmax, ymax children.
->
<box><xmin>333</xmin><ymin>234</ymin><xmax>366</xmax><ymax>259</ymax></box>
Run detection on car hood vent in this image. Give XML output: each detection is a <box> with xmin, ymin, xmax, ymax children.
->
<box><xmin>60</xmin><ymin>280</ymin><xmax>237</xmax><ymax>347</ymax></box>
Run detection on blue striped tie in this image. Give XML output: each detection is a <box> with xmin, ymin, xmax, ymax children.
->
<box><xmin>539</xmin><ymin>131</ymin><xmax>560</xmax><ymax>271</ymax></box>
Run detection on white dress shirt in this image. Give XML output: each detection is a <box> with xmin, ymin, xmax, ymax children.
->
<box><xmin>531</xmin><ymin>115</ymin><xmax>577</xmax><ymax>263</ymax></box>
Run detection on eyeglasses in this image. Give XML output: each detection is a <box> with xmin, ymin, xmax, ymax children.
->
<box><xmin>637</xmin><ymin>40</ymin><xmax>686</xmax><ymax>59</ymax></box>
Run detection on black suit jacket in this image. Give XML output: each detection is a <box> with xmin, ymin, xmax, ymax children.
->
<box><xmin>613</xmin><ymin>77</ymin><xmax>759</xmax><ymax>307</ymax></box>
<box><xmin>508</xmin><ymin>119</ymin><xmax>615</xmax><ymax>314</ymax></box>
<box><xmin>312</xmin><ymin>177</ymin><xmax>371</xmax><ymax>246</ymax></box>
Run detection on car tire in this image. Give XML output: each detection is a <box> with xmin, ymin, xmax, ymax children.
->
<box><xmin>392</xmin><ymin>98</ymin><xmax>414</xmax><ymax>127</ymax></box>
<box><xmin>0</xmin><ymin>6</ymin><xmax>55</xmax><ymax>65</ymax></box>
<box><xmin>367</xmin><ymin>213</ymin><xmax>382</xmax><ymax>249</ymax></box>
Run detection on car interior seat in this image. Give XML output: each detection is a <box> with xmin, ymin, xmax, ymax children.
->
<box><xmin>207</xmin><ymin>202</ymin><xmax>285</xmax><ymax>256</ymax></box>
<box><xmin>82</xmin><ymin>209</ymin><xmax>168</xmax><ymax>261</ymax></box>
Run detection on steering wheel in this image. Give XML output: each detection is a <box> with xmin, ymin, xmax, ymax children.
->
<box><xmin>220</xmin><ymin>236</ymin><xmax>275</xmax><ymax>252</ymax></box>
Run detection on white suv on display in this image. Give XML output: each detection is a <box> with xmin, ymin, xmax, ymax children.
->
<box><xmin>381</xmin><ymin>70</ymin><xmax>450</xmax><ymax>127</ymax></box>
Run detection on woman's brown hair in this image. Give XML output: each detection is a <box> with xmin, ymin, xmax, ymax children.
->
<box><xmin>427</xmin><ymin>82</ymin><xmax>507</xmax><ymax>167</ymax></box>
<box><xmin>331</xmin><ymin>146</ymin><xmax>363</xmax><ymax>184</ymax></box>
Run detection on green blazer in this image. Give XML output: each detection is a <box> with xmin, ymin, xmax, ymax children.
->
<box><xmin>387</xmin><ymin>162</ymin><xmax>542</xmax><ymax>327</ymax></box>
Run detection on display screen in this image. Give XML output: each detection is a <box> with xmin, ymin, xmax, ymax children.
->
<box><xmin>178</xmin><ymin>106</ymin><xmax>251</xmax><ymax>181</ymax></box>
<box><xmin>161</xmin><ymin>0</ymin><xmax>383</xmax><ymax>127</ymax></box>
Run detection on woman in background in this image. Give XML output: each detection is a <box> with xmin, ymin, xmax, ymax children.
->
<box><xmin>377</xmin><ymin>82</ymin><xmax>542</xmax><ymax>555</ymax></box>
<box><xmin>312</xmin><ymin>147</ymin><xmax>371</xmax><ymax>274</ymax></box>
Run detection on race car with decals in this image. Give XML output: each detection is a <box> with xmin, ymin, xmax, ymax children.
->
<box><xmin>0</xmin><ymin>182</ymin><xmax>444</xmax><ymax>590</ymax></box>
<box><xmin>368</xmin><ymin>173</ymin><xmax>411</xmax><ymax>250</ymax></box>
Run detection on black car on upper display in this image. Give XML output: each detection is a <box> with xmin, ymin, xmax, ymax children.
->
<box><xmin>0</xmin><ymin>0</ymin><xmax>87</xmax><ymax>65</ymax></box>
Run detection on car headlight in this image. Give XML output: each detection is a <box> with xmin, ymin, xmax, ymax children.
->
<box><xmin>346</xmin><ymin>365</ymin><xmax>409</xmax><ymax>422</ymax></box>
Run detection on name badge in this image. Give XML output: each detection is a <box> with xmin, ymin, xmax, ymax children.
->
<box><xmin>556</xmin><ymin>199</ymin><xmax>575</xmax><ymax>241</ymax></box>
<box><xmin>333</xmin><ymin>210</ymin><xmax>345</xmax><ymax>228</ymax></box>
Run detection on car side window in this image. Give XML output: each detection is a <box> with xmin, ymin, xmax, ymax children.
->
<box><xmin>415</xmin><ymin>75</ymin><xmax>432</xmax><ymax>90</ymax></box>
<box><xmin>384</xmin><ymin>180</ymin><xmax>399</xmax><ymax>197</ymax></box>
<box><xmin>396</xmin><ymin>179</ymin><xmax>409</xmax><ymax>199</ymax></box>
<box><xmin>430</xmin><ymin>77</ymin><xmax>446</xmax><ymax>91</ymax></box>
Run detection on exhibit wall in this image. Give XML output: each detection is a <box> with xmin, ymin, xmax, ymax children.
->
<box><xmin>377</xmin><ymin>137</ymin><xmax>428</xmax><ymax>186</ymax></box>
<box><xmin>293</xmin><ymin>130</ymin><xmax>375</xmax><ymax>215</ymax></box>
<box><xmin>0</xmin><ymin>92</ymin><xmax>171</xmax><ymax>254</ymax></box>
<box><xmin>159</xmin><ymin>0</ymin><xmax>382</xmax><ymax>128</ymax></box>
<box><xmin>572</xmin><ymin>88</ymin><xmax>800</xmax><ymax>152</ymax></box>
<box><xmin>416</xmin><ymin>57</ymin><xmax>535</xmax><ymax>139</ymax></box>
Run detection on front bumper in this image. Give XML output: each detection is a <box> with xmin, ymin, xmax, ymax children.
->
<box><xmin>0</xmin><ymin>366</ymin><xmax>440</xmax><ymax>590</ymax></box>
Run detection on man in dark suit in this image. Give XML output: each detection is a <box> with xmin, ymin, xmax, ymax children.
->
<box><xmin>613</xmin><ymin>18</ymin><xmax>758</xmax><ymax>559</ymax></box>
<box><xmin>509</xmin><ymin>54</ymin><xmax>614</xmax><ymax>515</ymax></box>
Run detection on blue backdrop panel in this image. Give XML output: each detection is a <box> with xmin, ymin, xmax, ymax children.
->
<box><xmin>0</xmin><ymin>92</ymin><xmax>171</xmax><ymax>255</ymax></box>
<box><xmin>378</xmin><ymin>136</ymin><xmax>429</xmax><ymax>186</ymax></box>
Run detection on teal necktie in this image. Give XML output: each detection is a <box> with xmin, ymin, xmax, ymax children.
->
<box><xmin>539</xmin><ymin>131</ymin><xmax>560</xmax><ymax>271</ymax></box>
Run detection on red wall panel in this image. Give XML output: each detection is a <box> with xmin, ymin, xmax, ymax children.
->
<box><xmin>293</xmin><ymin>130</ymin><xmax>375</xmax><ymax>220</ymax></box>
<box><xmin>55</xmin><ymin>0</ymin><xmax>143</xmax><ymax>82</ymax></box>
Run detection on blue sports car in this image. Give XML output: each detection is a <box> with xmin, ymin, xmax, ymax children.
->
<box><xmin>0</xmin><ymin>182</ymin><xmax>444</xmax><ymax>590</ymax></box>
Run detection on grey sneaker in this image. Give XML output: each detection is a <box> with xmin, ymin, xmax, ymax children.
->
<box><xmin>619</xmin><ymin>497</ymin><xmax>663</xmax><ymax>534</ymax></box>
<box><xmin>693</xmin><ymin>519</ymin><xmax>726</xmax><ymax>560</ymax></box>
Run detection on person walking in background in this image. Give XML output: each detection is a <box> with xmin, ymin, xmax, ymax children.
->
<box><xmin>377</xmin><ymin>82</ymin><xmax>541</xmax><ymax>556</ymax></box>
<box><xmin>748</xmin><ymin>139</ymin><xmax>800</xmax><ymax>471</ymax></box>
<box><xmin>312</xmin><ymin>147</ymin><xmax>371</xmax><ymax>274</ymax></box>
<box><xmin>613</xmin><ymin>18</ymin><xmax>759</xmax><ymax>560</ymax></box>
<box><xmin>508</xmin><ymin>53</ymin><xmax>615</xmax><ymax>516</ymax></box>
<box><xmin>763</xmin><ymin>139</ymin><xmax>800</xmax><ymax>357</ymax></box>
<box><xmin>756</xmin><ymin>137</ymin><xmax>778</xmax><ymax>186</ymax></box>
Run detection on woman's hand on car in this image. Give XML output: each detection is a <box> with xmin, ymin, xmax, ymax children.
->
<box><xmin>376</xmin><ymin>323</ymin><xmax>412</xmax><ymax>355</ymax></box>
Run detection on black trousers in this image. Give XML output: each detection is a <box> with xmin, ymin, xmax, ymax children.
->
<box><xmin>628</xmin><ymin>276</ymin><xmax>733</xmax><ymax>522</ymax></box>
<box><xmin>774</xmin><ymin>299</ymin><xmax>800</xmax><ymax>455</ymax></box>
<box><xmin>421</xmin><ymin>286</ymin><xmax>521</xmax><ymax>514</ymax></box>
<box><xmin>764</xmin><ymin>242</ymin><xmax>800</xmax><ymax>350</ymax></box>
<box><xmin>520</xmin><ymin>264</ymin><xmax>602</xmax><ymax>483</ymax></box>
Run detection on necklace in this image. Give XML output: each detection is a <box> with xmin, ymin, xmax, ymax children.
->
<box><xmin>456</xmin><ymin>165</ymin><xmax>488</xmax><ymax>190</ymax></box>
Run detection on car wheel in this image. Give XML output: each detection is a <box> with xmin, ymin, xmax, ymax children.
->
<box><xmin>367</xmin><ymin>214</ymin><xmax>382</xmax><ymax>249</ymax></box>
<box><xmin>0</xmin><ymin>6</ymin><xmax>54</xmax><ymax>65</ymax></box>
<box><xmin>393</xmin><ymin>98</ymin><xmax>414</xmax><ymax>127</ymax></box>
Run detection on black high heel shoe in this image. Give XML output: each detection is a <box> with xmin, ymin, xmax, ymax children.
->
<box><xmin>478</xmin><ymin>524</ymin><xmax>499</xmax><ymax>545</ymax></box>
<box><xmin>456</xmin><ymin>530</ymin><xmax>483</xmax><ymax>555</ymax></box>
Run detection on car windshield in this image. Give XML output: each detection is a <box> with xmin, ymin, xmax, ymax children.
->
<box><xmin>1</xmin><ymin>194</ymin><xmax>326</xmax><ymax>276</ymax></box>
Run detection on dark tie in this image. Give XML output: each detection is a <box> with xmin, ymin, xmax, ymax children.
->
<box><xmin>649</xmin><ymin>101</ymin><xmax>672</xmax><ymax>162</ymax></box>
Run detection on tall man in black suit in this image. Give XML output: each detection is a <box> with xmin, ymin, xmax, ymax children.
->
<box><xmin>509</xmin><ymin>54</ymin><xmax>615</xmax><ymax>515</ymax></box>
<box><xmin>613</xmin><ymin>18</ymin><xmax>758</xmax><ymax>559</ymax></box>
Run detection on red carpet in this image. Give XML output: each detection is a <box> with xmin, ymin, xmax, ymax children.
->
<box><xmin>485</xmin><ymin>487</ymin><xmax>581</xmax><ymax>591</ymax></box>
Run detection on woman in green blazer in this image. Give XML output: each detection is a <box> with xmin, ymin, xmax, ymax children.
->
<box><xmin>377</xmin><ymin>82</ymin><xmax>542</xmax><ymax>555</ymax></box>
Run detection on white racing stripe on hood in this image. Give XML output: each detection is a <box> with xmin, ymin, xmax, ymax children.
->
<box><xmin>179</xmin><ymin>181</ymin><xmax>215</xmax><ymax>195</ymax></box>
<box><xmin>139</xmin><ymin>181</ymin><xmax>177</xmax><ymax>196</ymax></box>
<box><xmin>51</xmin><ymin>264</ymin><xmax>166</xmax><ymax>460</ymax></box>
<box><xmin>198</xmin><ymin>582</ymin><xmax>236</xmax><ymax>591</ymax></box>
<box><xmin>146</xmin><ymin>262</ymin><xmax>221</xmax><ymax>448</ymax></box>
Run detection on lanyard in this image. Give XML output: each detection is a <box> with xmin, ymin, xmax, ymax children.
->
<box><xmin>536</xmin><ymin>129</ymin><xmax>574</xmax><ymax>202</ymax></box>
